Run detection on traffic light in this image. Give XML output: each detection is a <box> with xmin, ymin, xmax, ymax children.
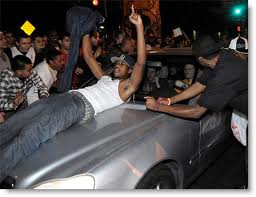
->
<box><xmin>232</xmin><ymin>5</ymin><xmax>245</xmax><ymax>17</ymax></box>
<box><xmin>236</xmin><ymin>24</ymin><xmax>241</xmax><ymax>32</ymax></box>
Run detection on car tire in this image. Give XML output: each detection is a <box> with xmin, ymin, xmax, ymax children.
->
<box><xmin>136</xmin><ymin>164</ymin><xmax>176</xmax><ymax>189</ymax></box>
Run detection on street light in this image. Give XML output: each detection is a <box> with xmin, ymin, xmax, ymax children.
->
<box><xmin>92</xmin><ymin>0</ymin><xmax>99</xmax><ymax>6</ymax></box>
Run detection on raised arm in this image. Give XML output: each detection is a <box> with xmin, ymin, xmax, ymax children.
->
<box><xmin>128</xmin><ymin>5</ymin><xmax>146</xmax><ymax>91</ymax></box>
<box><xmin>82</xmin><ymin>34</ymin><xmax>106</xmax><ymax>79</ymax></box>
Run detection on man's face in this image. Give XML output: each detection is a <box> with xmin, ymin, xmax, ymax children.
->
<box><xmin>49</xmin><ymin>31</ymin><xmax>59</xmax><ymax>44</ymax></box>
<box><xmin>61</xmin><ymin>36</ymin><xmax>71</xmax><ymax>50</ymax></box>
<box><xmin>147</xmin><ymin>68</ymin><xmax>157</xmax><ymax>81</ymax></box>
<box><xmin>113</xmin><ymin>60</ymin><xmax>132</xmax><ymax>79</ymax></box>
<box><xmin>42</xmin><ymin>35</ymin><xmax>48</xmax><ymax>47</ymax></box>
<box><xmin>116</xmin><ymin>34</ymin><xmax>125</xmax><ymax>45</ymax></box>
<box><xmin>123</xmin><ymin>40</ymin><xmax>135</xmax><ymax>54</ymax></box>
<box><xmin>184</xmin><ymin>64</ymin><xmax>195</xmax><ymax>80</ymax></box>
<box><xmin>50</xmin><ymin>55</ymin><xmax>65</xmax><ymax>72</ymax></box>
<box><xmin>0</xmin><ymin>33</ymin><xmax>7</xmax><ymax>49</ymax></box>
<box><xmin>5</xmin><ymin>32</ymin><xmax>15</xmax><ymax>47</ymax></box>
<box><xmin>91</xmin><ymin>32</ymin><xmax>100</xmax><ymax>47</ymax></box>
<box><xmin>33</xmin><ymin>37</ymin><xmax>44</xmax><ymax>51</ymax></box>
<box><xmin>17</xmin><ymin>37</ymin><xmax>32</xmax><ymax>53</ymax></box>
<box><xmin>17</xmin><ymin>63</ymin><xmax>33</xmax><ymax>79</ymax></box>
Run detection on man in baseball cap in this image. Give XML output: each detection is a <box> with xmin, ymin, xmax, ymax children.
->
<box><xmin>229</xmin><ymin>36</ymin><xmax>248</xmax><ymax>54</ymax></box>
<box><xmin>229</xmin><ymin>36</ymin><xmax>248</xmax><ymax>61</ymax></box>
<box><xmin>110</xmin><ymin>53</ymin><xmax>135</xmax><ymax>79</ymax></box>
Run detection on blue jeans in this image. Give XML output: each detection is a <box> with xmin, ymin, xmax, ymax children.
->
<box><xmin>0</xmin><ymin>93</ymin><xmax>89</xmax><ymax>182</ymax></box>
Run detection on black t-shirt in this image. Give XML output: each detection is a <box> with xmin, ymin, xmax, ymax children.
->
<box><xmin>197</xmin><ymin>50</ymin><xmax>248</xmax><ymax>116</ymax></box>
<box><xmin>197</xmin><ymin>67</ymin><xmax>215</xmax><ymax>86</ymax></box>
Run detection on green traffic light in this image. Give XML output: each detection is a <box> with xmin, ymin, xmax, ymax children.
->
<box><xmin>235</xmin><ymin>8</ymin><xmax>241</xmax><ymax>15</ymax></box>
<box><xmin>232</xmin><ymin>5</ymin><xmax>244</xmax><ymax>16</ymax></box>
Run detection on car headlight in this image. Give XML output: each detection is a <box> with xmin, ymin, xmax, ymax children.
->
<box><xmin>32</xmin><ymin>173</ymin><xmax>95</xmax><ymax>189</ymax></box>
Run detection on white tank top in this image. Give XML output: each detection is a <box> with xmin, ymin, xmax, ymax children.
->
<box><xmin>10</xmin><ymin>47</ymin><xmax>36</xmax><ymax>64</ymax></box>
<box><xmin>70</xmin><ymin>76</ymin><xmax>124</xmax><ymax>115</ymax></box>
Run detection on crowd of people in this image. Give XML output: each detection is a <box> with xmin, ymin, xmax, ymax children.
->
<box><xmin>0</xmin><ymin>18</ymin><xmax>194</xmax><ymax>123</ymax></box>
<box><xmin>0</xmin><ymin>5</ymin><xmax>248</xmax><ymax>187</ymax></box>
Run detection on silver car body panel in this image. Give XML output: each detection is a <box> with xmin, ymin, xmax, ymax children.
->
<box><xmin>9</xmin><ymin>101</ymin><xmax>231</xmax><ymax>189</ymax></box>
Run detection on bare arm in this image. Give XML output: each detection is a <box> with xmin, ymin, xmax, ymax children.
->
<box><xmin>120</xmin><ymin>6</ymin><xmax>146</xmax><ymax>100</ymax></box>
<box><xmin>159</xmin><ymin>82</ymin><xmax>206</xmax><ymax>105</ymax></box>
<box><xmin>146</xmin><ymin>97</ymin><xmax>208</xmax><ymax>119</ymax></box>
<box><xmin>129</xmin><ymin>23</ymin><xmax>146</xmax><ymax>90</ymax></box>
<box><xmin>82</xmin><ymin>35</ymin><xmax>106</xmax><ymax>79</ymax></box>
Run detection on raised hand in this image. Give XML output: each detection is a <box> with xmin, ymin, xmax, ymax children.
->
<box><xmin>129</xmin><ymin>4</ymin><xmax>143</xmax><ymax>26</ymax></box>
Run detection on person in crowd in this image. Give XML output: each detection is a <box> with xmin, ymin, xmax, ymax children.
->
<box><xmin>121</xmin><ymin>36</ymin><xmax>135</xmax><ymax>55</ymax></box>
<box><xmin>59</xmin><ymin>32</ymin><xmax>71</xmax><ymax>66</ymax></box>
<box><xmin>145</xmin><ymin>29</ymin><xmax>156</xmax><ymax>50</ymax></box>
<box><xmin>162</xmin><ymin>31</ymin><xmax>175</xmax><ymax>48</ymax></box>
<box><xmin>141</xmin><ymin>61</ymin><xmax>171</xmax><ymax>98</ymax></box>
<box><xmin>175</xmin><ymin>63</ymin><xmax>195</xmax><ymax>93</ymax></box>
<box><xmin>0</xmin><ymin>31</ymin><xmax>11</xmax><ymax>73</ymax></box>
<box><xmin>46</xmin><ymin>29</ymin><xmax>60</xmax><ymax>50</ymax></box>
<box><xmin>108</xmin><ymin>30</ymin><xmax>126</xmax><ymax>54</ymax></box>
<box><xmin>228</xmin><ymin>35</ymin><xmax>248</xmax><ymax>188</ymax></box>
<box><xmin>107</xmin><ymin>35</ymin><xmax>135</xmax><ymax>66</ymax></box>
<box><xmin>57</xmin><ymin>32</ymin><xmax>72</xmax><ymax>86</ymax></box>
<box><xmin>71</xmin><ymin>31</ymin><xmax>102</xmax><ymax>89</ymax></box>
<box><xmin>32</xmin><ymin>33</ymin><xmax>45</xmax><ymax>54</ymax></box>
<box><xmin>4</xmin><ymin>30</ymin><xmax>16</xmax><ymax>48</ymax></box>
<box><xmin>26</xmin><ymin>49</ymin><xmax>65</xmax><ymax>104</ymax></box>
<box><xmin>5</xmin><ymin>31</ymin><xmax>36</xmax><ymax>65</ymax></box>
<box><xmin>42</xmin><ymin>33</ymin><xmax>48</xmax><ymax>48</ymax></box>
<box><xmin>0</xmin><ymin>5</ymin><xmax>146</xmax><ymax>183</ymax></box>
<box><xmin>0</xmin><ymin>55</ymin><xmax>49</xmax><ymax>114</ymax></box>
<box><xmin>145</xmin><ymin>35</ymin><xmax>247</xmax><ymax>120</ymax></box>
<box><xmin>142</xmin><ymin>65</ymin><xmax>160</xmax><ymax>94</ymax></box>
<box><xmin>90</xmin><ymin>31</ymin><xmax>101</xmax><ymax>57</ymax></box>
<box><xmin>32</xmin><ymin>33</ymin><xmax>47</xmax><ymax>66</ymax></box>
<box><xmin>229</xmin><ymin>36</ymin><xmax>248</xmax><ymax>61</ymax></box>
<box><xmin>114</xmin><ymin>30</ymin><xmax>126</xmax><ymax>47</ymax></box>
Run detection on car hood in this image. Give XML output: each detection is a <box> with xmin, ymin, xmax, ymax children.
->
<box><xmin>10</xmin><ymin>102</ymin><xmax>198</xmax><ymax>188</ymax></box>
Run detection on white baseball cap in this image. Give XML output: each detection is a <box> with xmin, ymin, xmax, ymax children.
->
<box><xmin>229</xmin><ymin>36</ymin><xmax>248</xmax><ymax>54</ymax></box>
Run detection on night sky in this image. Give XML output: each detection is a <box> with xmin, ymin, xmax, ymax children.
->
<box><xmin>0</xmin><ymin>0</ymin><xmax>248</xmax><ymax>38</ymax></box>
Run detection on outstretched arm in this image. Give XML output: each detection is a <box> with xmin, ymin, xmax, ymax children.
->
<box><xmin>145</xmin><ymin>96</ymin><xmax>208</xmax><ymax>119</ymax></box>
<box><xmin>82</xmin><ymin>35</ymin><xmax>106</xmax><ymax>79</ymax></box>
<box><xmin>158</xmin><ymin>82</ymin><xmax>206</xmax><ymax>105</ymax></box>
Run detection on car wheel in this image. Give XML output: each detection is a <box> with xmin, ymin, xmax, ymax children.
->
<box><xmin>136</xmin><ymin>164</ymin><xmax>176</xmax><ymax>189</ymax></box>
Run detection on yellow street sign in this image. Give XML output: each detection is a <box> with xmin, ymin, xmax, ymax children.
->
<box><xmin>20</xmin><ymin>20</ymin><xmax>35</xmax><ymax>36</ymax></box>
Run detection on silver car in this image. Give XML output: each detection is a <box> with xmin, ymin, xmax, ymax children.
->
<box><xmin>4</xmin><ymin>48</ymin><xmax>232</xmax><ymax>189</ymax></box>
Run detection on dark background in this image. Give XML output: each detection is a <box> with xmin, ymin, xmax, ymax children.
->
<box><xmin>0</xmin><ymin>0</ymin><xmax>248</xmax><ymax>38</ymax></box>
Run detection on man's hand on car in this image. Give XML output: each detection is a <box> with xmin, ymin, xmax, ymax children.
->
<box><xmin>145</xmin><ymin>96</ymin><xmax>160</xmax><ymax>111</ymax></box>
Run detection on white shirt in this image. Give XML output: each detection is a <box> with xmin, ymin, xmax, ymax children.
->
<box><xmin>10</xmin><ymin>46</ymin><xmax>36</xmax><ymax>64</ymax></box>
<box><xmin>70</xmin><ymin>76</ymin><xmax>124</xmax><ymax>116</ymax></box>
<box><xmin>26</xmin><ymin>60</ymin><xmax>57</xmax><ymax>104</ymax></box>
